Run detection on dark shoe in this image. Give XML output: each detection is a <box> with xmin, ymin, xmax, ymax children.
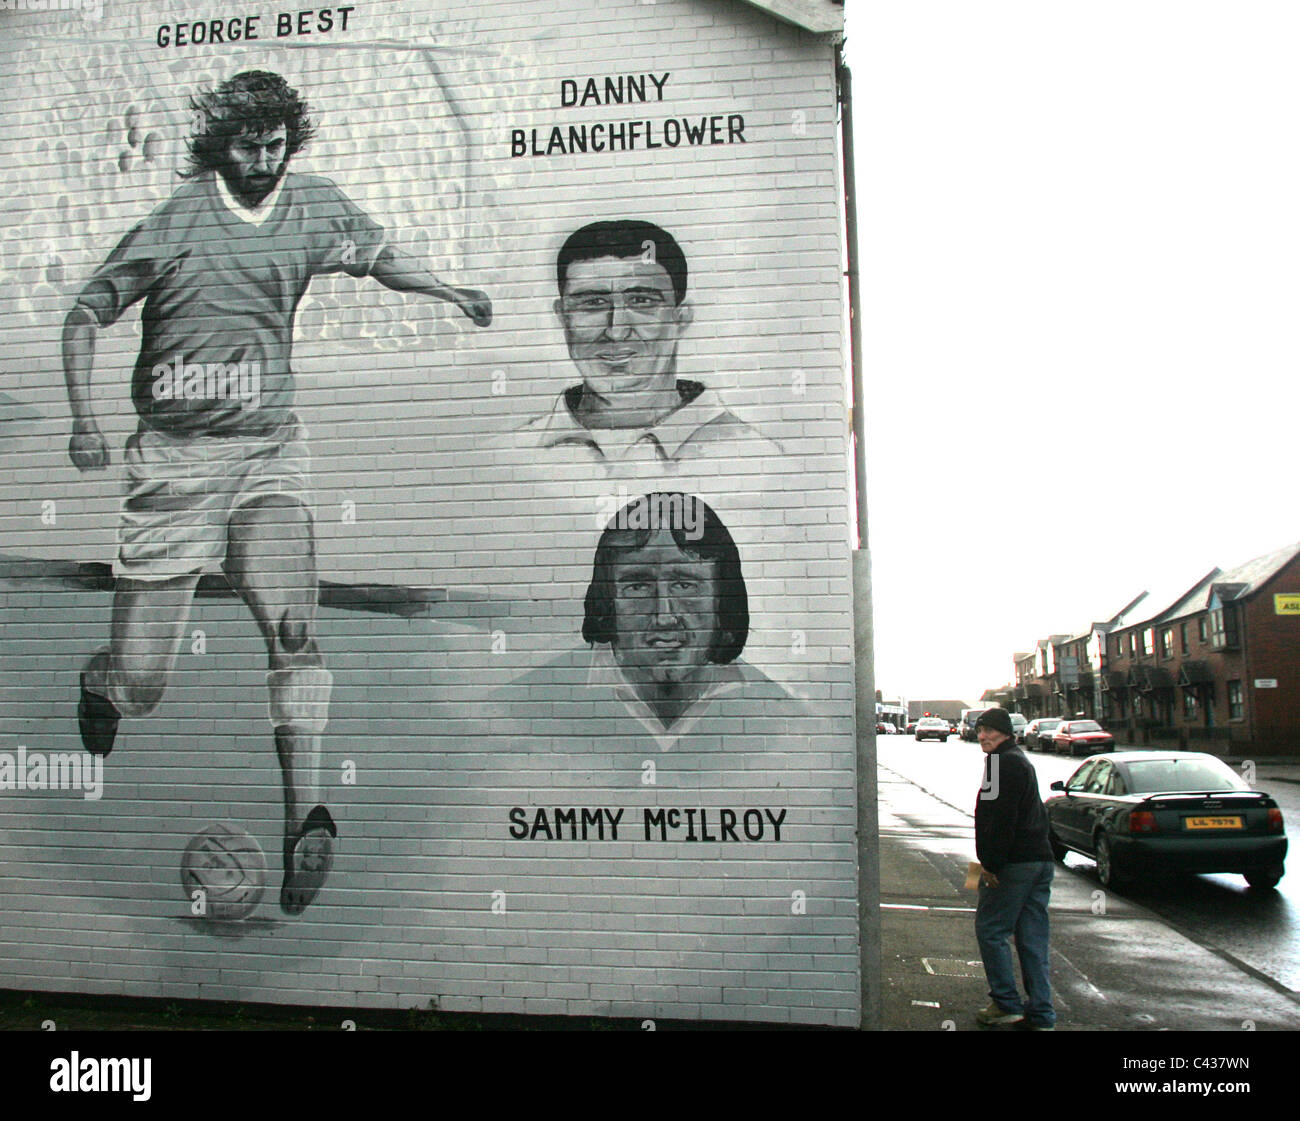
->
<box><xmin>975</xmin><ymin>1002</ymin><xmax>1025</xmax><ymax>1026</ymax></box>
<box><xmin>280</xmin><ymin>805</ymin><xmax>337</xmax><ymax>916</ymax></box>
<box><xmin>78</xmin><ymin>672</ymin><xmax>121</xmax><ymax>757</ymax></box>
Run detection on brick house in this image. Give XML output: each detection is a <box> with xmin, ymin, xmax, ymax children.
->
<box><xmin>1104</xmin><ymin>542</ymin><xmax>1300</xmax><ymax>756</ymax></box>
<box><xmin>995</xmin><ymin>542</ymin><xmax>1300</xmax><ymax>757</ymax></box>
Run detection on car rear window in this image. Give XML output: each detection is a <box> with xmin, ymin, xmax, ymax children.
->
<box><xmin>1066</xmin><ymin>721</ymin><xmax>1103</xmax><ymax>733</ymax></box>
<box><xmin>1124</xmin><ymin>758</ymin><xmax>1249</xmax><ymax>794</ymax></box>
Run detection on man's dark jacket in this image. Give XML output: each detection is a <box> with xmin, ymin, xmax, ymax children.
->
<box><xmin>975</xmin><ymin>741</ymin><xmax>1054</xmax><ymax>873</ymax></box>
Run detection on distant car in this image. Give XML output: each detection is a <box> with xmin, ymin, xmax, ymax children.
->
<box><xmin>905</xmin><ymin>720</ymin><xmax>918</xmax><ymax>735</ymax></box>
<box><xmin>914</xmin><ymin>717</ymin><xmax>950</xmax><ymax>742</ymax></box>
<box><xmin>1045</xmin><ymin>751</ymin><xmax>1287</xmax><ymax>890</ymax></box>
<box><xmin>1022</xmin><ymin>718</ymin><xmax>1063</xmax><ymax>750</ymax></box>
<box><xmin>876</xmin><ymin>722</ymin><xmax>899</xmax><ymax>735</ymax></box>
<box><xmin>1051</xmin><ymin>719</ymin><xmax>1115</xmax><ymax>756</ymax></box>
<box><xmin>959</xmin><ymin>708</ymin><xmax>991</xmax><ymax>742</ymax></box>
<box><xmin>1008</xmin><ymin>713</ymin><xmax>1028</xmax><ymax>741</ymax></box>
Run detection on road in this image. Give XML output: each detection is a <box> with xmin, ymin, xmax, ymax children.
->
<box><xmin>878</xmin><ymin>735</ymin><xmax>1300</xmax><ymax>996</ymax></box>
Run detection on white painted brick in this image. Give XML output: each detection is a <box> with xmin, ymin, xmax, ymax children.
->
<box><xmin>0</xmin><ymin>0</ymin><xmax>858</xmax><ymax>1027</ymax></box>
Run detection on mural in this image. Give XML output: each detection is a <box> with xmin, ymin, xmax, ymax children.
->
<box><xmin>0</xmin><ymin>0</ymin><xmax>856</xmax><ymax>1026</ymax></box>
<box><xmin>67</xmin><ymin>69</ymin><xmax>492</xmax><ymax>914</ymax></box>
<box><xmin>496</xmin><ymin>491</ymin><xmax>803</xmax><ymax>749</ymax></box>
<box><xmin>512</xmin><ymin>221</ymin><xmax>781</xmax><ymax>470</ymax></box>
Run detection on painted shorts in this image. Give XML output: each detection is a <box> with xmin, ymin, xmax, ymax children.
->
<box><xmin>113</xmin><ymin>418</ymin><xmax>311</xmax><ymax>580</ymax></box>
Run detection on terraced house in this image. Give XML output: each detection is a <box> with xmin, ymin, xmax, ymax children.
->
<box><xmin>994</xmin><ymin>541</ymin><xmax>1300</xmax><ymax>758</ymax></box>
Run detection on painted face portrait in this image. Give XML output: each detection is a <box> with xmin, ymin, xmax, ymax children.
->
<box><xmin>223</xmin><ymin>125</ymin><xmax>288</xmax><ymax>206</ymax></box>
<box><xmin>609</xmin><ymin>526</ymin><xmax>719</xmax><ymax>690</ymax></box>
<box><xmin>555</xmin><ymin>255</ymin><xmax>693</xmax><ymax>403</ymax></box>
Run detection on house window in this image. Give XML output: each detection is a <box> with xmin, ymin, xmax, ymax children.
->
<box><xmin>1143</xmin><ymin>628</ymin><xmax>1154</xmax><ymax>656</ymax></box>
<box><xmin>1179</xmin><ymin>622</ymin><xmax>1189</xmax><ymax>654</ymax></box>
<box><xmin>1160</xmin><ymin>629</ymin><xmax>1173</xmax><ymax>659</ymax></box>
<box><xmin>1183</xmin><ymin>691</ymin><xmax>1198</xmax><ymax>721</ymax></box>
<box><xmin>1209</xmin><ymin>608</ymin><xmax>1224</xmax><ymax>647</ymax></box>
<box><xmin>1197</xmin><ymin>617</ymin><xmax>1207</xmax><ymax>643</ymax></box>
<box><xmin>1228</xmin><ymin>680</ymin><xmax>1244</xmax><ymax>720</ymax></box>
<box><xmin>1129</xmin><ymin>634</ymin><xmax>1137</xmax><ymax>656</ymax></box>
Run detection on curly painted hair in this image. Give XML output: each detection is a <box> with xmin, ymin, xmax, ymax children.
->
<box><xmin>181</xmin><ymin>71</ymin><xmax>315</xmax><ymax>178</ymax></box>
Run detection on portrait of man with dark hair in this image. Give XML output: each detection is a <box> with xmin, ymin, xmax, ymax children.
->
<box><xmin>514</xmin><ymin>219</ymin><xmax>781</xmax><ymax>471</ymax></box>
<box><xmin>498</xmin><ymin>492</ymin><xmax>795</xmax><ymax>750</ymax></box>
<box><xmin>61</xmin><ymin>70</ymin><xmax>493</xmax><ymax>915</ymax></box>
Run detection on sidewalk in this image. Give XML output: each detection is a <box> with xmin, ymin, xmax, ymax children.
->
<box><xmin>877</xmin><ymin>765</ymin><xmax>1300</xmax><ymax>1031</ymax></box>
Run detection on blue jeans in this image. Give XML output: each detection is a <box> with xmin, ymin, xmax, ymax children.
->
<box><xmin>975</xmin><ymin>860</ymin><xmax>1055</xmax><ymax>1026</ymax></box>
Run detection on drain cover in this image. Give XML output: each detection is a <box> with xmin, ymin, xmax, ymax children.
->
<box><xmin>922</xmin><ymin>957</ymin><xmax>983</xmax><ymax>978</ymax></box>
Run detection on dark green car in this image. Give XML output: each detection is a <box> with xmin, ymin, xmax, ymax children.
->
<box><xmin>1045</xmin><ymin>751</ymin><xmax>1287</xmax><ymax>890</ymax></box>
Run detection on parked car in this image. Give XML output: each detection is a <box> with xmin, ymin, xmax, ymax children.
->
<box><xmin>905</xmin><ymin>720</ymin><xmax>918</xmax><ymax>735</ymax></box>
<box><xmin>1050</xmin><ymin>719</ymin><xmax>1115</xmax><ymax>756</ymax></box>
<box><xmin>1008</xmin><ymin>713</ymin><xmax>1028</xmax><ymax>742</ymax></box>
<box><xmin>959</xmin><ymin>708</ymin><xmax>991</xmax><ymax>742</ymax></box>
<box><xmin>1044</xmin><ymin>751</ymin><xmax>1287</xmax><ymax>890</ymax></box>
<box><xmin>876</xmin><ymin>722</ymin><xmax>899</xmax><ymax>735</ymax></box>
<box><xmin>914</xmin><ymin>717</ymin><xmax>950</xmax><ymax>742</ymax></box>
<box><xmin>1022</xmin><ymin>717</ymin><xmax>1063</xmax><ymax>750</ymax></box>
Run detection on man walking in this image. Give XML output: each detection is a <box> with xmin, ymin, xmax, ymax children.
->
<box><xmin>973</xmin><ymin>707</ymin><xmax>1057</xmax><ymax>1030</ymax></box>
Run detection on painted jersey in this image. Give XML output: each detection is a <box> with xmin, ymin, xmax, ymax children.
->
<box><xmin>76</xmin><ymin>171</ymin><xmax>385</xmax><ymax>436</ymax></box>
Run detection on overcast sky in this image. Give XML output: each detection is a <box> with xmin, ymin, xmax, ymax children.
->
<box><xmin>843</xmin><ymin>2</ymin><xmax>1298</xmax><ymax>705</ymax></box>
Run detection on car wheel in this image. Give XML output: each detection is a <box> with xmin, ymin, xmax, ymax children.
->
<box><xmin>1095</xmin><ymin>833</ymin><xmax>1129</xmax><ymax>888</ymax></box>
<box><xmin>940</xmin><ymin>735</ymin><xmax>948</xmax><ymax>742</ymax></box>
<box><xmin>1049</xmin><ymin>831</ymin><xmax>1068</xmax><ymax>864</ymax></box>
<box><xmin>1244</xmin><ymin>865</ymin><xmax>1285</xmax><ymax>891</ymax></box>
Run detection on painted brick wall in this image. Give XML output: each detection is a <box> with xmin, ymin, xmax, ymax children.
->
<box><xmin>0</xmin><ymin>0</ymin><xmax>858</xmax><ymax>1024</ymax></box>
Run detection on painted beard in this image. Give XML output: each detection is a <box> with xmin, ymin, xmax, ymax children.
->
<box><xmin>615</xmin><ymin>630</ymin><xmax>711</xmax><ymax>690</ymax></box>
<box><xmin>223</xmin><ymin>162</ymin><xmax>283</xmax><ymax>207</ymax></box>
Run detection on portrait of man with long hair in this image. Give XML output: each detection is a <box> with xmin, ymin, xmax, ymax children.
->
<box><xmin>62</xmin><ymin>70</ymin><xmax>493</xmax><ymax>915</ymax></box>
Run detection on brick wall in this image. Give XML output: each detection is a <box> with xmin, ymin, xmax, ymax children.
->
<box><xmin>1241</xmin><ymin>553</ymin><xmax>1300</xmax><ymax>755</ymax></box>
<box><xmin>0</xmin><ymin>0</ymin><xmax>857</xmax><ymax>1025</ymax></box>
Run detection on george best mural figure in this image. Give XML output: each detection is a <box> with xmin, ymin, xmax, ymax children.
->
<box><xmin>515</xmin><ymin>220</ymin><xmax>780</xmax><ymax>468</ymax></box>
<box><xmin>61</xmin><ymin>70</ymin><xmax>492</xmax><ymax>915</ymax></box>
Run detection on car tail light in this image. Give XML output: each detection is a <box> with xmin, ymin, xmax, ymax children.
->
<box><xmin>1129</xmin><ymin>811</ymin><xmax>1159</xmax><ymax>834</ymax></box>
<box><xmin>1268</xmin><ymin>808</ymin><xmax>1284</xmax><ymax>834</ymax></box>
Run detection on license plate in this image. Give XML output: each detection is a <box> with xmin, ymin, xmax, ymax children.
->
<box><xmin>1184</xmin><ymin>816</ymin><xmax>1243</xmax><ymax>830</ymax></box>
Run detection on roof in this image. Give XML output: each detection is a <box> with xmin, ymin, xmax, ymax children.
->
<box><xmin>1037</xmin><ymin>593</ymin><xmax>1151</xmax><ymax>651</ymax></box>
<box><xmin>1117</xmin><ymin>567</ymin><xmax>1221</xmax><ymax>630</ymax></box>
<box><xmin>1216</xmin><ymin>540</ymin><xmax>1300</xmax><ymax>597</ymax></box>
<box><xmin>907</xmin><ymin>699</ymin><xmax>968</xmax><ymax>719</ymax></box>
<box><xmin>1179</xmin><ymin>661</ymin><xmax>1214</xmax><ymax>686</ymax></box>
<box><xmin>1100</xmin><ymin>750</ymin><xmax>1242</xmax><ymax>764</ymax></box>
<box><xmin>1106</xmin><ymin>591</ymin><xmax>1150</xmax><ymax>627</ymax></box>
<box><xmin>1144</xmin><ymin>571</ymin><xmax>1219</xmax><ymax>627</ymax></box>
<box><xmin>733</xmin><ymin>0</ymin><xmax>844</xmax><ymax>34</ymax></box>
<box><xmin>1156</xmin><ymin>542</ymin><xmax>1300</xmax><ymax>623</ymax></box>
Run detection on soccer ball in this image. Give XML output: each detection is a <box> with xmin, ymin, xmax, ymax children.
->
<box><xmin>180</xmin><ymin>823</ymin><xmax>267</xmax><ymax>921</ymax></box>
